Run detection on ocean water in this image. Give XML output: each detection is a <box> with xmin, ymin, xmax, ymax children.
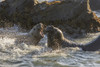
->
<box><xmin>94</xmin><ymin>10</ymin><xmax>100</xmax><ymax>18</ymax></box>
<box><xmin>0</xmin><ymin>22</ymin><xmax>100</xmax><ymax>67</ymax></box>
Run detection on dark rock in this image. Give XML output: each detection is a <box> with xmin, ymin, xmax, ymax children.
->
<box><xmin>0</xmin><ymin>0</ymin><xmax>100</xmax><ymax>34</ymax></box>
<box><xmin>1</xmin><ymin>0</ymin><xmax>38</xmax><ymax>15</ymax></box>
<box><xmin>90</xmin><ymin>0</ymin><xmax>100</xmax><ymax>10</ymax></box>
<box><xmin>32</xmin><ymin>0</ymin><xmax>100</xmax><ymax>33</ymax></box>
<box><xmin>0</xmin><ymin>0</ymin><xmax>38</xmax><ymax>29</ymax></box>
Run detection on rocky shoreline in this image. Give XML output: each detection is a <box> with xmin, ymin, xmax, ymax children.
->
<box><xmin>0</xmin><ymin>0</ymin><xmax>100</xmax><ymax>34</ymax></box>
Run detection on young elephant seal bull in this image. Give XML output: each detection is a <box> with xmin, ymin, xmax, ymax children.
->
<box><xmin>45</xmin><ymin>25</ymin><xmax>100</xmax><ymax>51</ymax></box>
<box><xmin>15</xmin><ymin>23</ymin><xmax>44</xmax><ymax>45</ymax></box>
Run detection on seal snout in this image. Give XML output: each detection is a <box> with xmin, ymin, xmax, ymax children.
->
<box><xmin>45</xmin><ymin>25</ymin><xmax>54</xmax><ymax>32</ymax></box>
<box><xmin>39</xmin><ymin>23</ymin><xmax>44</xmax><ymax>38</ymax></box>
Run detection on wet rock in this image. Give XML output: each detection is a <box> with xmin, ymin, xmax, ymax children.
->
<box><xmin>0</xmin><ymin>0</ymin><xmax>100</xmax><ymax>34</ymax></box>
<box><xmin>0</xmin><ymin>0</ymin><xmax>38</xmax><ymax>29</ymax></box>
<box><xmin>32</xmin><ymin>0</ymin><xmax>100</xmax><ymax>33</ymax></box>
<box><xmin>90</xmin><ymin>0</ymin><xmax>100</xmax><ymax>10</ymax></box>
<box><xmin>1</xmin><ymin>0</ymin><xmax>38</xmax><ymax>15</ymax></box>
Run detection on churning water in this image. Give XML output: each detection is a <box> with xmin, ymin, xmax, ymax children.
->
<box><xmin>94</xmin><ymin>10</ymin><xmax>100</xmax><ymax>18</ymax></box>
<box><xmin>0</xmin><ymin>11</ymin><xmax>100</xmax><ymax>67</ymax></box>
<box><xmin>0</xmin><ymin>25</ymin><xmax>100</xmax><ymax>67</ymax></box>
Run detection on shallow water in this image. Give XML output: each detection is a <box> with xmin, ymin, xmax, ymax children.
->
<box><xmin>0</xmin><ymin>25</ymin><xmax>100</xmax><ymax>67</ymax></box>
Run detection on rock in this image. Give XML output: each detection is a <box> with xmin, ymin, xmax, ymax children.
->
<box><xmin>32</xmin><ymin>0</ymin><xmax>100</xmax><ymax>33</ymax></box>
<box><xmin>0</xmin><ymin>0</ymin><xmax>100</xmax><ymax>34</ymax></box>
<box><xmin>2</xmin><ymin>0</ymin><xmax>38</xmax><ymax>15</ymax></box>
<box><xmin>0</xmin><ymin>0</ymin><xmax>38</xmax><ymax>29</ymax></box>
<box><xmin>90</xmin><ymin>0</ymin><xmax>100</xmax><ymax>10</ymax></box>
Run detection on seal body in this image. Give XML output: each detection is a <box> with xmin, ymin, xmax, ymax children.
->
<box><xmin>45</xmin><ymin>25</ymin><xmax>100</xmax><ymax>51</ymax></box>
<box><xmin>15</xmin><ymin>23</ymin><xmax>44</xmax><ymax>45</ymax></box>
<box><xmin>82</xmin><ymin>36</ymin><xmax>100</xmax><ymax>51</ymax></box>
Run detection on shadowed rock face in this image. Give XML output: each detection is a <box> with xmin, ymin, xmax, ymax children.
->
<box><xmin>0</xmin><ymin>0</ymin><xmax>38</xmax><ymax>15</ymax></box>
<box><xmin>0</xmin><ymin>0</ymin><xmax>100</xmax><ymax>34</ymax></box>
<box><xmin>8</xmin><ymin>0</ymin><xmax>34</xmax><ymax>15</ymax></box>
<box><xmin>0</xmin><ymin>0</ymin><xmax>38</xmax><ymax>29</ymax></box>
<box><xmin>32</xmin><ymin>0</ymin><xmax>100</xmax><ymax>33</ymax></box>
<box><xmin>90</xmin><ymin>0</ymin><xmax>100</xmax><ymax>10</ymax></box>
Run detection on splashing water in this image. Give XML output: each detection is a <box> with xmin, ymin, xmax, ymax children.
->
<box><xmin>0</xmin><ymin>25</ymin><xmax>100</xmax><ymax>67</ymax></box>
<box><xmin>93</xmin><ymin>10</ymin><xmax>100</xmax><ymax>18</ymax></box>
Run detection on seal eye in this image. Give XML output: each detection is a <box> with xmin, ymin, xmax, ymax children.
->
<box><xmin>34</xmin><ymin>29</ymin><xmax>35</xmax><ymax>30</ymax></box>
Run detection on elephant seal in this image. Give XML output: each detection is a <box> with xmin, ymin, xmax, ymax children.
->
<box><xmin>15</xmin><ymin>23</ymin><xmax>44</xmax><ymax>45</ymax></box>
<box><xmin>45</xmin><ymin>25</ymin><xmax>100</xmax><ymax>51</ymax></box>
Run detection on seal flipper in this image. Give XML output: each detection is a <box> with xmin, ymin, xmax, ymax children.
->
<box><xmin>61</xmin><ymin>39</ymin><xmax>84</xmax><ymax>48</ymax></box>
<box><xmin>63</xmin><ymin>36</ymin><xmax>100</xmax><ymax>51</ymax></box>
<box><xmin>79</xmin><ymin>36</ymin><xmax>100</xmax><ymax>51</ymax></box>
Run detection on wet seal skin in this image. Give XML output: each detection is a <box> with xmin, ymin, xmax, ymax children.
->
<box><xmin>15</xmin><ymin>23</ymin><xmax>44</xmax><ymax>45</ymax></box>
<box><xmin>45</xmin><ymin>25</ymin><xmax>100</xmax><ymax>51</ymax></box>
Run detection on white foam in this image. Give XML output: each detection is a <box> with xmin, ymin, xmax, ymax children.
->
<box><xmin>93</xmin><ymin>10</ymin><xmax>100</xmax><ymax>17</ymax></box>
<box><xmin>0</xmin><ymin>25</ymin><xmax>100</xmax><ymax>67</ymax></box>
